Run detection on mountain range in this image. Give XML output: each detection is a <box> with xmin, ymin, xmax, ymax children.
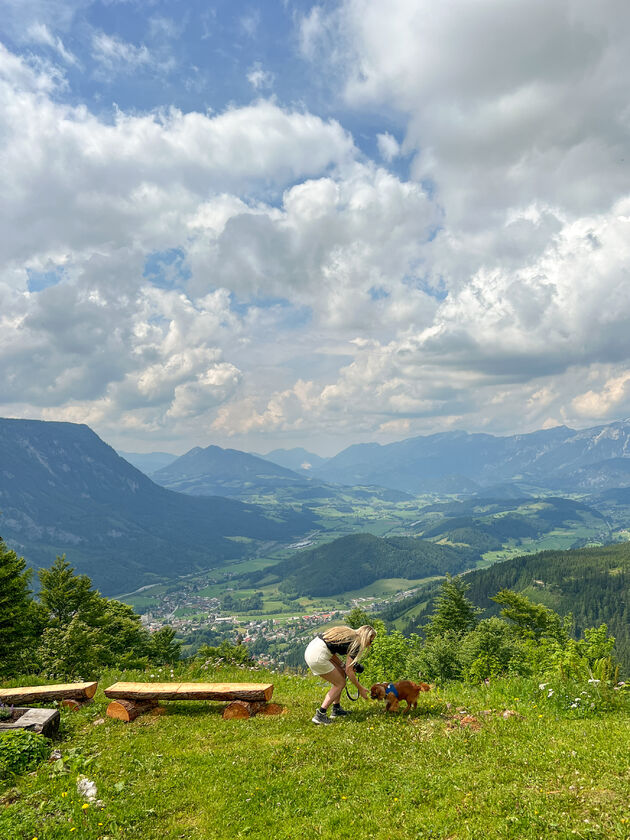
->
<box><xmin>0</xmin><ymin>419</ymin><xmax>313</xmax><ymax>595</ymax></box>
<box><xmin>132</xmin><ymin>419</ymin><xmax>630</xmax><ymax>499</ymax></box>
<box><xmin>304</xmin><ymin>421</ymin><xmax>630</xmax><ymax>494</ymax></box>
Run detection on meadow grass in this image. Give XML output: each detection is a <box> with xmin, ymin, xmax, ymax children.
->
<box><xmin>1</xmin><ymin>667</ymin><xmax>629</xmax><ymax>840</ymax></box>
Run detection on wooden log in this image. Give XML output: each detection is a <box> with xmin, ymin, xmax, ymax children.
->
<box><xmin>222</xmin><ymin>701</ymin><xmax>286</xmax><ymax>719</ymax></box>
<box><xmin>61</xmin><ymin>699</ymin><xmax>81</xmax><ymax>711</ymax></box>
<box><xmin>223</xmin><ymin>700</ymin><xmax>263</xmax><ymax>719</ymax></box>
<box><xmin>104</xmin><ymin>681</ymin><xmax>274</xmax><ymax>702</ymax></box>
<box><xmin>0</xmin><ymin>682</ymin><xmax>98</xmax><ymax>705</ymax></box>
<box><xmin>256</xmin><ymin>703</ymin><xmax>286</xmax><ymax>716</ymax></box>
<box><xmin>106</xmin><ymin>699</ymin><xmax>158</xmax><ymax>722</ymax></box>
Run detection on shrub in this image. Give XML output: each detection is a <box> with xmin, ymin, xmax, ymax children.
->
<box><xmin>460</xmin><ymin>617</ymin><xmax>529</xmax><ymax>681</ymax></box>
<box><xmin>0</xmin><ymin>730</ymin><xmax>49</xmax><ymax>779</ymax></box>
<box><xmin>197</xmin><ymin>640</ymin><xmax>253</xmax><ymax>667</ymax></box>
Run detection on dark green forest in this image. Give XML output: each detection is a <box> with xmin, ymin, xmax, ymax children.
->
<box><xmin>244</xmin><ymin>532</ymin><xmax>478</xmax><ymax>596</ymax></box>
<box><xmin>381</xmin><ymin>542</ymin><xmax>630</xmax><ymax>673</ymax></box>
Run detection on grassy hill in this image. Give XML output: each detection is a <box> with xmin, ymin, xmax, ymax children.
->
<box><xmin>244</xmin><ymin>533</ymin><xmax>478</xmax><ymax>597</ymax></box>
<box><xmin>1</xmin><ymin>664</ymin><xmax>629</xmax><ymax>840</ymax></box>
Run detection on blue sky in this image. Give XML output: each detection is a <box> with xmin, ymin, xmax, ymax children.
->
<box><xmin>1</xmin><ymin>0</ymin><xmax>630</xmax><ymax>456</ymax></box>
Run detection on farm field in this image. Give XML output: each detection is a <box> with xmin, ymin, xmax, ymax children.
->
<box><xmin>1</xmin><ymin>666</ymin><xmax>629</xmax><ymax>840</ymax></box>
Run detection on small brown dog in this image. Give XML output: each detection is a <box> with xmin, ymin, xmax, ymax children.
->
<box><xmin>370</xmin><ymin>680</ymin><xmax>430</xmax><ymax>713</ymax></box>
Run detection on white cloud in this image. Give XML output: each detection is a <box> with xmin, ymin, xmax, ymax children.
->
<box><xmin>0</xmin><ymin>47</ymin><xmax>355</xmax><ymax>269</ymax></box>
<box><xmin>26</xmin><ymin>22</ymin><xmax>79</xmax><ymax>66</ymax></box>
<box><xmin>91</xmin><ymin>32</ymin><xmax>153</xmax><ymax>73</ymax></box>
<box><xmin>247</xmin><ymin>62</ymin><xmax>275</xmax><ymax>91</ymax></box>
<box><xmin>376</xmin><ymin>132</ymin><xmax>399</xmax><ymax>162</ymax></box>
<box><xmin>304</xmin><ymin>0</ymin><xmax>630</xmax><ymax>228</ymax></box>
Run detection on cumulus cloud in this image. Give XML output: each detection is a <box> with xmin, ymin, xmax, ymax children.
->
<box><xmin>303</xmin><ymin>0</ymin><xmax>630</xmax><ymax>227</ymax></box>
<box><xmin>0</xmin><ymin>47</ymin><xmax>355</xmax><ymax>269</ymax></box>
<box><xmin>4</xmin><ymin>2</ymin><xmax>630</xmax><ymax>453</ymax></box>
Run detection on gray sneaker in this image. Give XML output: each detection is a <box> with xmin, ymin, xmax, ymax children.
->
<box><xmin>312</xmin><ymin>709</ymin><xmax>335</xmax><ymax>725</ymax></box>
<box><xmin>330</xmin><ymin>705</ymin><xmax>350</xmax><ymax>718</ymax></box>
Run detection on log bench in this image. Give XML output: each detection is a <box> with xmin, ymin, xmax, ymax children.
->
<box><xmin>104</xmin><ymin>682</ymin><xmax>283</xmax><ymax>721</ymax></box>
<box><xmin>0</xmin><ymin>682</ymin><xmax>97</xmax><ymax>707</ymax></box>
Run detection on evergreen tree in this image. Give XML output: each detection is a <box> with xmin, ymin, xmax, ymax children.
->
<box><xmin>345</xmin><ymin>606</ymin><xmax>372</xmax><ymax>628</ymax></box>
<box><xmin>491</xmin><ymin>589</ymin><xmax>567</xmax><ymax>642</ymax></box>
<box><xmin>149</xmin><ymin>626</ymin><xmax>181</xmax><ymax>665</ymax></box>
<box><xmin>38</xmin><ymin>555</ymin><xmax>102</xmax><ymax>626</ymax></box>
<box><xmin>0</xmin><ymin>538</ymin><xmax>39</xmax><ymax>676</ymax></box>
<box><xmin>424</xmin><ymin>575</ymin><xmax>481</xmax><ymax>638</ymax></box>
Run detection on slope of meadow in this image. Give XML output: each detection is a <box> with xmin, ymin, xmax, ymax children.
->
<box><xmin>1</xmin><ymin>665</ymin><xmax>629</xmax><ymax>840</ymax></box>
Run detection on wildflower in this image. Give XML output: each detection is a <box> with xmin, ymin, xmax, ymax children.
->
<box><xmin>341</xmin><ymin>796</ymin><xmax>347</xmax><ymax>800</ymax></box>
<box><xmin>82</xmin><ymin>803</ymin><xmax>90</xmax><ymax>810</ymax></box>
<box><xmin>61</xmin><ymin>791</ymin><xmax>68</xmax><ymax>797</ymax></box>
<box><xmin>547</xmin><ymin>689</ymin><xmax>554</xmax><ymax>697</ymax></box>
<box><xmin>587</xmin><ymin>679</ymin><xmax>600</xmax><ymax>684</ymax></box>
<box><xmin>538</xmin><ymin>683</ymin><xmax>548</xmax><ymax>690</ymax></box>
<box><xmin>570</xmin><ymin>703</ymin><xmax>578</xmax><ymax>708</ymax></box>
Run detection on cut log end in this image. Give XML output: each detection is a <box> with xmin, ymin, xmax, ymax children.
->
<box><xmin>61</xmin><ymin>699</ymin><xmax>81</xmax><ymax>711</ymax></box>
<box><xmin>256</xmin><ymin>703</ymin><xmax>286</xmax><ymax>716</ymax></box>
<box><xmin>222</xmin><ymin>700</ymin><xmax>286</xmax><ymax>720</ymax></box>
<box><xmin>106</xmin><ymin>699</ymin><xmax>158</xmax><ymax>722</ymax></box>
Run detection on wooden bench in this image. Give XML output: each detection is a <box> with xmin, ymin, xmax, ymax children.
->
<box><xmin>0</xmin><ymin>682</ymin><xmax>98</xmax><ymax>708</ymax></box>
<box><xmin>104</xmin><ymin>681</ymin><xmax>283</xmax><ymax>721</ymax></box>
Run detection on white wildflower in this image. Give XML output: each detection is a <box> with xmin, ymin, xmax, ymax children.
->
<box><xmin>538</xmin><ymin>683</ymin><xmax>548</xmax><ymax>690</ymax></box>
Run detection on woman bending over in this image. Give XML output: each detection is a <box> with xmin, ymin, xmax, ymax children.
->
<box><xmin>304</xmin><ymin>624</ymin><xmax>376</xmax><ymax>724</ymax></box>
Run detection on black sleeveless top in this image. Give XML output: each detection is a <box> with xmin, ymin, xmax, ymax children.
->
<box><xmin>318</xmin><ymin>633</ymin><xmax>351</xmax><ymax>656</ymax></box>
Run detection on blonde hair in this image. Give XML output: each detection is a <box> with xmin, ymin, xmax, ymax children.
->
<box><xmin>321</xmin><ymin>624</ymin><xmax>376</xmax><ymax>662</ymax></box>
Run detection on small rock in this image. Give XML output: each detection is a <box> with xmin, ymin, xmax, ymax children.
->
<box><xmin>77</xmin><ymin>775</ymin><xmax>98</xmax><ymax>802</ymax></box>
<box><xmin>92</xmin><ymin>717</ymin><xmax>105</xmax><ymax>726</ymax></box>
<box><xmin>49</xmin><ymin>749</ymin><xmax>62</xmax><ymax>762</ymax></box>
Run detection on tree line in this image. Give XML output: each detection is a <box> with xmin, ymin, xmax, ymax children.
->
<box><xmin>0</xmin><ymin>538</ymin><xmax>180</xmax><ymax>679</ymax></box>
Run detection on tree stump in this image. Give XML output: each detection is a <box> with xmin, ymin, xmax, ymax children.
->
<box><xmin>106</xmin><ymin>699</ymin><xmax>158</xmax><ymax>722</ymax></box>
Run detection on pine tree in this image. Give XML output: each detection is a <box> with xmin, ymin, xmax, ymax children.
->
<box><xmin>38</xmin><ymin>555</ymin><xmax>102</xmax><ymax>626</ymax></box>
<box><xmin>424</xmin><ymin>575</ymin><xmax>481</xmax><ymax>638</ymax></box>
<box><xmin>0</xmin><ymin>537</ymin><xmax>37</xmax><ymax>676</ymax></box>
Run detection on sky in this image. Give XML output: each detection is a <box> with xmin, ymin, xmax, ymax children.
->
<box><xmin>1</xmin><ymin>0</ymin><xmax>630</xmax><ymax>457</ymax></box>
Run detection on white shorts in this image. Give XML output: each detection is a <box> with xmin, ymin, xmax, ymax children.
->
<box><xmin>304</xmin><ymin>636</ymin><xmax>335</xmax><ymax>676</ymax></box>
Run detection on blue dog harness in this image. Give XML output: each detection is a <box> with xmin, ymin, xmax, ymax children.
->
<box><xmin>385</xmin><ymin>683</ymin><xmax>399</xmax><ymax>699</ymax></box>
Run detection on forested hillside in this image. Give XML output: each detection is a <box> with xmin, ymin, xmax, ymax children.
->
<box><xmin>0</xmin><ymin>418</ymin><xmax>313</xmax><ymax>594</ymax></box>
<box><xmin>244</xmin><ymin>533</ymin><xmax>478</xmax><ymax>596</ymax></box>
<box><xmin>382</xmin><ymin>542</ymin><xmax>630</xmax><ymax>672</ymax></box>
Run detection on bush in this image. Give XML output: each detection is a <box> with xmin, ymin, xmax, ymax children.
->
<box><xmin>196</xmin><ymin>640</ymin><xmax>253</xmax><ymax>667</ymax></box>
<box><xmin>459</xmin><ymin>617</ymin><xmax>529</xmax><ymax>682</ymax></box>
<box><xmin>0</xmin><ymin>730</ymin><xmax>49</xmax><ymax>779</ymax></box>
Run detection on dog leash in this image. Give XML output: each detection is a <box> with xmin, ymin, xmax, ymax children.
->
<box><xmin>345</xmin><ymin>679</ymin><xmax>359</xmax><ymax>702</ymax></box>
